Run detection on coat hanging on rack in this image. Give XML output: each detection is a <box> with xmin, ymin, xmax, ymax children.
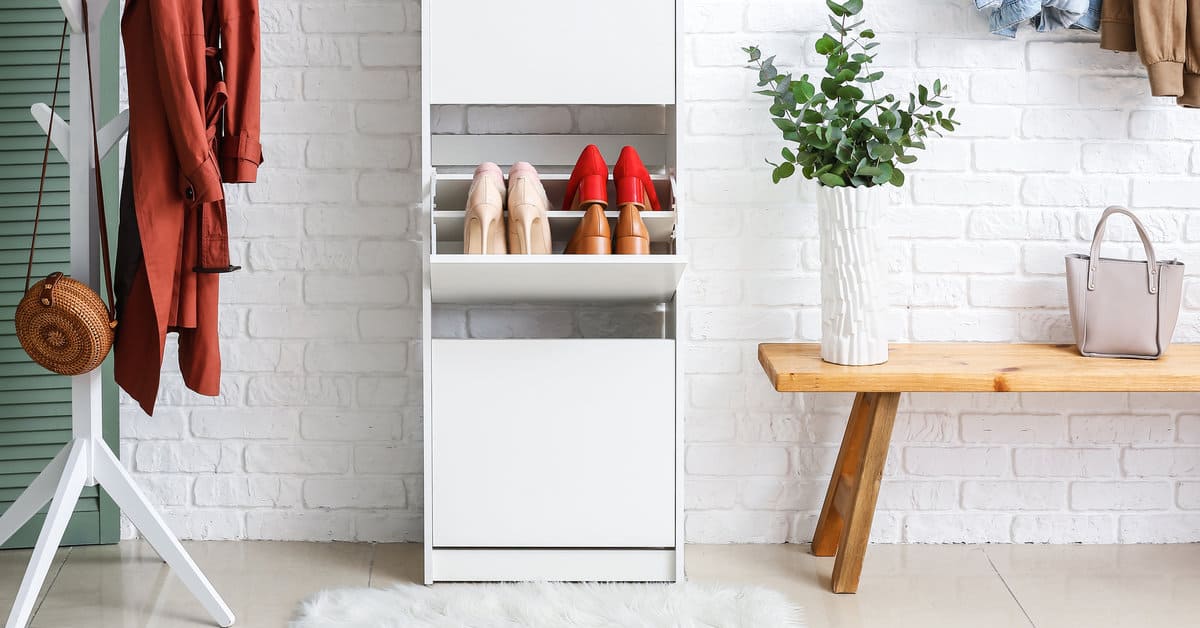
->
<box><xmin>116</xmin><ymin>0</ymin><xmax>262</xmax><ymax>415</ymax></box>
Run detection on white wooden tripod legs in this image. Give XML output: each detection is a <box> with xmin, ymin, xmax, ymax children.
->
<box><xmin>4</xmin><ymin>440</ymin><xmax>88</xmax><ymax>628</ymax></box>
<box><xmin>0</xmin><ymin>439</ymin><xmax>235</xmax><ymax>628</ymax></box>
<box><xmin>0</xmin><ymin>446</ymin><xmax>72</xmax><ymax>548</ymax></box>
<box><xmin>91</xmin><ymin>443</ymin><xmax>236</xmax><ymax>627</ymax></box>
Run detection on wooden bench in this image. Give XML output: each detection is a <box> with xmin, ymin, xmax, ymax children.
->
<box><xmin>758</xmin><ymin>343</ymin><xmax>1200</xmax><ymax>593</ymax></box>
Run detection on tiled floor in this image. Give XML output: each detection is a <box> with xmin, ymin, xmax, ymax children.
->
<box><xmin>0</xmin><ymin>541</ymin><xmax>1196</xmax><ymax>627</ymax></box>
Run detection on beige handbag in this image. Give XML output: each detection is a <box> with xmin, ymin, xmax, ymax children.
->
<box><xmin>1065</xmin><ymin>206</ymin><xmax>1184</xmax><ymax>359</ymax></box>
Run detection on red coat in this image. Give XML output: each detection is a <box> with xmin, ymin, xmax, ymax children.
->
<box><xmin>117</xmin><ymin>0</ymin><xmax>261</xmax><ymax>415</ymax></box>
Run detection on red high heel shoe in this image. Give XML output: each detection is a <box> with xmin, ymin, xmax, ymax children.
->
<box><xmin>564</xmin><ymin>145</ymin><xmax>611</xmax><ymax>254</ymax></box>
<box><xmin>612</xmin><ymin>146</ymin><xmax>660</xmax><ymax>255</ymax></box>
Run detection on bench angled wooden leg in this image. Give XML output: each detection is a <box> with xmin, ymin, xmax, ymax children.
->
<box><xmin>811</xmin><ymin>391</ymin><xmax>901</xmax><ymax>593</ymax></box>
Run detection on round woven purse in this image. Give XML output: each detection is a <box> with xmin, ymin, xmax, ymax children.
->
<box><xmin>16</xmin><ymin>7</ymin><xmax>117</xmax><ymax>377</ymax></box>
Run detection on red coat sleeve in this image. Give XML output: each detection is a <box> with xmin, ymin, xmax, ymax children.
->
<box><xmin>147</xmin><ymin>0</ymin><xmax>224</xmax><ymax>203</ymax></box>
<box><xmin>218</xmin><ymin>0</ymin><xmax>263</xmax><ymax>183</ymax></box>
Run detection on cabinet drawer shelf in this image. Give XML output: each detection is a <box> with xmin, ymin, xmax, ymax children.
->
<box><xmin>433</xmin><ymin>210</ymin><xmax>677</xmax><ymax>244</ymax></box>
<box><xmin>429</xmin><ymin>255</ymin><xmax>686</xmax><ymax>304</ymax></box>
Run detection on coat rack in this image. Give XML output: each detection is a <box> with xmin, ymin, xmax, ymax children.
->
<box><xmin>0</xmin><ymin>1</ymin><xmax>234</xmax><ymax>626</ymax></box>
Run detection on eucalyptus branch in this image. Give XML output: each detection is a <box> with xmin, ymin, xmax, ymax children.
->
<box><xmin>744</xmin><ymin>0</ymin><xmax>960</xmax><ymax>188</ymax></box>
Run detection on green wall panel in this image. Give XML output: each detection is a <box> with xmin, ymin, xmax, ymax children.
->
<box><xmin>0</xmin><ymin>0</ymin><xmax>119</xmax><ymax>550</ymax></box>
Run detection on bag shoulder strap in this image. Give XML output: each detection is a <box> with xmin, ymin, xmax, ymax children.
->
<box><xmin>1087</xmin><ymin>205</ymin><xmax>1159</xmax><ymax>295</ymax></box>
<box><xmin>25</xmin><ymin>1</ymin><xmax>116</xmax><ymax>325</ymax></box>
<box><xmin>25</xmin><ymin>20</ymin><xmax>67</xmax><ymax>294</ymax></box>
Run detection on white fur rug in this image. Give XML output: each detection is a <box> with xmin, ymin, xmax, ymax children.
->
<box><xmin>291</xmin><ymin>582</ymin><xmax>804</xmax><ymax>627</ymax></box>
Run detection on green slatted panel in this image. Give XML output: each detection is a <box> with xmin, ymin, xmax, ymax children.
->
<box><xmin>0</xmin><ymin>0</ymin><xmax>119</xmax><ymax>549</ymax></box>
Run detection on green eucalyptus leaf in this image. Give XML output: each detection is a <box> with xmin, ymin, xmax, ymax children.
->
<box><xmin>815</xmin><ymin>34</ymin><xmax>839</xmax><ymax>55</ymax></box>
<box><xmin>773</xmin><ymin>118</ymin><xmax>798</xmax><ymax>132</ymax></box>
<box><xmin>890</xmin><ymin>167</ymin><xmax>905</xmax><ymax>187</ymax></box>
<box><xmin>782</xmin><ymin>147</ymin><xmax>796</xmax><ymax>162</ymax></box>
<box><xmin>842</xmin><ymin>0</ymin><xmax>864</xmax><ymax>15</ymax></box>
<box><xmin>773</xmin><ymin>161</ymin><xmax>795</xmax><ymax>183</ymax></box>
<box><xmin>819</xmin><ymin>172</ymin><xmax>847</xmax><ymax>187</ymax></box>
<box><xmin>825</xmin><ymin>0</ymin><xmax>849</xmax><ymax>17</ymax></box>
<box><xmin>861</xmin><ymin>28</ymin><xmax>875</xmax><ymax>38</ymax></box>
<box><xmin>838</xmin><ymin>85</ymin><xmax>864</xmax><ymax>99</ymax></box>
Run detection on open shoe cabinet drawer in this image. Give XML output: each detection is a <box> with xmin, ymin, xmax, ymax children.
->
<box><xmin>430</xmin><ymin>339</ymin><xmax>675</xmax><ymax>548</ymax></box>
<box><xmin>427</xmin><ymin>0</ymin><xmax>676</xmax><ymax>105</ymax></box>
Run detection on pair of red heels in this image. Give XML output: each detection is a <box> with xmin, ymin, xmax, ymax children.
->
<box><xmin>563</xmin><ymin>145</ymin><xmax>662</xmax><ymax>255</ymax></box>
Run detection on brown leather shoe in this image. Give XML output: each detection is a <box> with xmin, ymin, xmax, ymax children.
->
<box><xmin>565</xmin><ymin>205</ymin><xmax>612</xmax><ymax>254</ymax></box>
<box><xmin>614</xmin><ymin>204</ymin><xmax>650</xmax><ymax>254</ymax></box>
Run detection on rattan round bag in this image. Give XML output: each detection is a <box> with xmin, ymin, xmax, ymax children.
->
<box><xmin>16</xmin><ymin>272</ymin><xmax>115</xmax><ymax>376</ymax></box>
<box><xmin>15</xmin><ymin>14</ymin><xmax>117</xmax><ymax>377</ymax></box>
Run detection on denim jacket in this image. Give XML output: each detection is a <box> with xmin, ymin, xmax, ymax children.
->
<box><xmin>975</xmin><ymin>0</ymin><xmax>1103</xmax><ymax>38</ymax></box>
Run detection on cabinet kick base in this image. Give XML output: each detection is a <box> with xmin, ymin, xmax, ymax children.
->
<box><xmin>428</xmin><ymin>548</ymin><xmax>678</xmax><ymax>583</ymax></box>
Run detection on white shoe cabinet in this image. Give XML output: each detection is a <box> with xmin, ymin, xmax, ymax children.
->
<box><xmin>420</xmin><ymin>1</ymin><xmax>685</xmax><ymax>582</ymax></box>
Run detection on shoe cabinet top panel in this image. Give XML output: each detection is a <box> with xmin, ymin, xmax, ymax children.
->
<box><xmin>427</xmin><ymin>0</ymin><xmax>676</xmax><ymax>105</ymax></box>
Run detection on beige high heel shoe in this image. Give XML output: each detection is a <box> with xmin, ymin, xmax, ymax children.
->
<box><xmin>464</xmin><ymin>162</ymin><xmax>507</xmax><ymax>254</ymax></box>
<box><xmin>506</xmin><ymin>162</ymin><xmax>552</xmax><ymax>254</ymax></box>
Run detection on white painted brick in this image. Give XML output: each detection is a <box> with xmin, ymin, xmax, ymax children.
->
<box><xmin>877</xmin><ymin>480</ymin><xmax>957</xmax><ymax>511</ymax></box>
<box><xmin>917</xmin><ymin>39</ymin><xmax>1020</xmax><ymax>69</ymax></box>
<box><xmin>360</xmin><ymin>34</ymin><xmax>420</xmax><ymax>67</ymax></box>
<box><xmin>245</xmin><ymin>511</ymin><xmax>355</xmax><ymax>542</ymax></box>
<box><xmin>161</xmin><ymin>509</ymin><xmax>245</xmax><ymax>541</ymax></box>
<box><xmin>904</xmin><ymin>447</ymin><xmax>1008</xmax><ymax>477</ymax></box>
<box><xmin>305</xmin><ymin>479</ymin><xmax>406</xmax><ymax>509</ymax></box>
<box><xmin>1123</xmin><ymin>448</ymin><xmax>1200</xmax><ymax>477</ymax></box>
<box><xmin>135</xmin><ymin>443</ymin><xmax>239</xmax><ymax>474</ymax></box>
<box><xmin>1011</xmin><ymin>515</ymin><xmax>1117</xmax><ymax>543</ymax></box>
<box><xmin>1131</xmin><ymin>110</ymin><xmax>1200</xmax><ymax>140</ymax></box>
<box><xmin>973</xmin><ymin>140</ymin><xmax>1076</xmax><ymax>173</ymax></box>
<box><xmin>1018</xmin><ymin>311</ymin><xmax>1074</xmax><ymax>343</ymax></box>
<box><xmin>686</xmin><ymin>479</ymin><xmax>738</xmax><ymax>509</ymax></box>
<box><xmin>686</xmin><ymin>445</ymin><xmax>789</xmax><ymax>476</ymax></box>
<box><xmin>122</xmin><ymin>408</ymin><xmax>188</xmax><ymax>440</ymax></box>
<box><xmin>357</xmin><ymin>377</ymin><xmax>410</xmax><ymax>409</ymax></box>
<box><xmin>1082</xmin><ymin>142</ymin><xmax>1190</xmax><ymax>174</ymax></box>
<box><xmin>968</xmin><ymin>208</ymin><xmax>1072</xmax><ymax>240</ymax></box>
<box><xmin>1119</xmin><ymin>515</ymin><xmax>1200</xmax><ymax>543</ymax></box>
<box><xmin>961</xmin><ymin>414</ymin><xmax>1065</xmax><ymax>444</ymax></box>
<box><xmin>903</xmin><ymin>514</ymin><xmax>1012</xmax><ymax>543</ymax></box>
<box><xmin>1028</xmin><ymin>42</ymin><xmax>1144</xmax><ymax>72</ymax></box>
<box><xmin>911</xmin><ymin>175</ymin><xmax>1016</xmax><ymax>206</ymax></box>
<box><xmin>894</xmin><ymin>413</ymin><xmax>956</xmax><ymax>443</ymax></box>
<box><xmin>354</xmin><ymin>446</ymin><xmax>423</xmax><ymax>475</ymax></box>
<box><xmin>685</xmin><ymin>511</ymin><xmax>790</xmax><ymax>544</ymax></box>
<box><xmin>306</xmin><ymin>136</ymin><xmax>410</xmax><ymax>169</ymax></box>
<box><xmin>969</xmin><ymin>71</ymin><xmax>1076</xmax><ymax>105</ymax></box>
<box><xmin>1023</xmin><ymin>109</ymin><xmax>1125</xmax><ymax>140</ymax></box>
<box><xmin>969</xmin><ymin>277</ymin><xmax>1062</xmax><ymax>308</ymax></box>
<box><xmin>1177</xmin><ymin>482</ymin><xmax>1200</xmax><ymax>509</ymax></box>
<box><xmin>243</xmin><ymin>444</ymin><xmax>350</xmax><ymax>474</ymax></box>
<box><xmin>739</xmin><ymin>480</ymin><xmax>825</xmax><ymax>510</ymax></box>
<box><xmin>304</xmin><ymin>69</ymin><xmax>408</xmax><ymax>101</ymax></box>
<box><xmin>1131</xmin><ymin>178</ymin><xmax>1200</xmax><ymax>209</ymax></box>
<box><xmin>1070</xmin><ymin>481</ymin><xmax>1171</xmax><ymax>511</ymax></box>
<box><xmin>1015</xmin><ymin>448</ymin><xmax>1118</xmax><ymax>478</ymax></box>
<box><xmin>191</xmin><ymin>409</ymin><xmax>298</xmax><ymax>439</ymax></box>
<box><xmin>914</xmin><ymin>241</ymin><xmax>1017</xmax><ymax>274</ymax></box>
<box><xmin>259</xmin><ymin>103</ymin><xmax>353</xmax><ymax>134</ymax></box>
<box><xmin>1069</xmin><ymin>414</ymin><xmax>1174</xmax><ymax>445</ymax></box>
<box><xmin>911</xmin><ymin>309</ymin><xmax>1018</xmax><ymax>342</ymax></box>
<box><xmin>355</xmin><ymin>512</ymin><xmax>423</xmax><ymax>542</ymax></box>
<box><xmin>962</xmin><ymin>481</ymin><xmax>1066</xmax><ymax>510</ymax></box>
<box><xmin>690</xmin><ymin>309</ymin><xmax>795</xmax><ymax>341</ymax></box>
<box><xmin>246</xmin><ymin>376</ymin><xmax>352</xmax><ymax>407</ymax></box>
<box><xmin>686</xmin><ymin>413</ymin><xmax>738</xmax><ymax>442</ymax></box>
<box><xmin>134</xmin><ymin>474</ymin><xmax>191</xmax><ymax>507</ymax></box>
<box><xmin>304</xmin><ymin>275</ymin><xmax>407</xmax><ymax>305</ymax></box>
<box><xmin>300</xmin><ymin>3</ymin><xmax>405</xmax><ymax>33</ymax></box>
<box><xmin>1022</xmin><ymin>242</ymin><xmax>1069</xmax><ymax>275</ymax></box>
<box><xmin>306</xmin><ymin>207</ymin><xmax>410</xmax><ymax>237</ymax></box>
<box><xmin>247</xmin><ymin>307</ymin><xmax>356</xmax><ymax>339</ymax></box>
<box><xmin>194</xmin><ymin>476</ymin><xmax>302</xmax><ymax>508</ymax></box>
<box><xmin>466</xmin><ymin>106</ymin><xmax>572</xmax><ymax>134</ymax></box>
<box><xmin>1021</xmin><ymin>175</ymin><xmax>1127</xmax><ymax>208</ymax></box>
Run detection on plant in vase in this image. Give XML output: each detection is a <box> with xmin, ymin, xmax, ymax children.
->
<box><xmin>744</xmin><ymin>0</ymin><xmax>960</xmax><ymax>366</ymax></box>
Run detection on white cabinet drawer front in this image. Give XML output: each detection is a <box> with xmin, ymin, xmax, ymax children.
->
<box><xmin>431</xmin><ymin>339</ymin><xmax>675</xmax><ymax>547</ymax></box>
<box><xmin>428</xmin><ymin>0</ymin><xmax>676</xmax><ymax>104</ymax></box>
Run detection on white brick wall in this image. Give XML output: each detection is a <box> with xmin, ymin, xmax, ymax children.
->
<box><xmin>115</xmin><ymin>0</ymin><xmax>1200</xmax><ymax>545</ymax></box>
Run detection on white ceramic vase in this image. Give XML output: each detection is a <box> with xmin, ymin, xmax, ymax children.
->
<box><xmin>816</xmin><ymin>184</ymin><xmax>889</xmax><ymax>366</ymax></box>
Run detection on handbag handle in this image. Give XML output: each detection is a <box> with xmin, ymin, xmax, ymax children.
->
<box><xmin>25</xmin><ymin>0</ymin><xmax>116</xmax><ymax>324</ymax></box>
<box><xmin>1087</xmin><ymin>206</ymin><xmax>1159</xmax><ymax>295</ymax></box>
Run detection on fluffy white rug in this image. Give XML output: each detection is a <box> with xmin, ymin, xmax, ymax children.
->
<box><xmin>291</xmin><ymin>582</ymin><xmax>804</xmax><ymax>627</ymax></box>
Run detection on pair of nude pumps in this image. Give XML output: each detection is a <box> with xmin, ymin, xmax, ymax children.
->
<box><xmin>463</xmin><ymin>162</ymin><xmax>552</xmax><ymax>255</ymax></box>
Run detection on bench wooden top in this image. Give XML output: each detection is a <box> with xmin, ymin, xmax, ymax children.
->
<box><xmin>759</xmin><ymin>343</ymin><xmax>1200</xmax><ymax>393</ymax></box>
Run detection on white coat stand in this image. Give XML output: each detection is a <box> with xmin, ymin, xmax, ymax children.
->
<box><xmin>0</xmin><ymin>1</ymin><xmax>235</xmax><ymax>627</ymax></box>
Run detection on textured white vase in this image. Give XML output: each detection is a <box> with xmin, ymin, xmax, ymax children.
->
<box><xmin>816</xmin><ymin>184</ymin><xmax>889</xmax><ymax>366</ymax></box>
